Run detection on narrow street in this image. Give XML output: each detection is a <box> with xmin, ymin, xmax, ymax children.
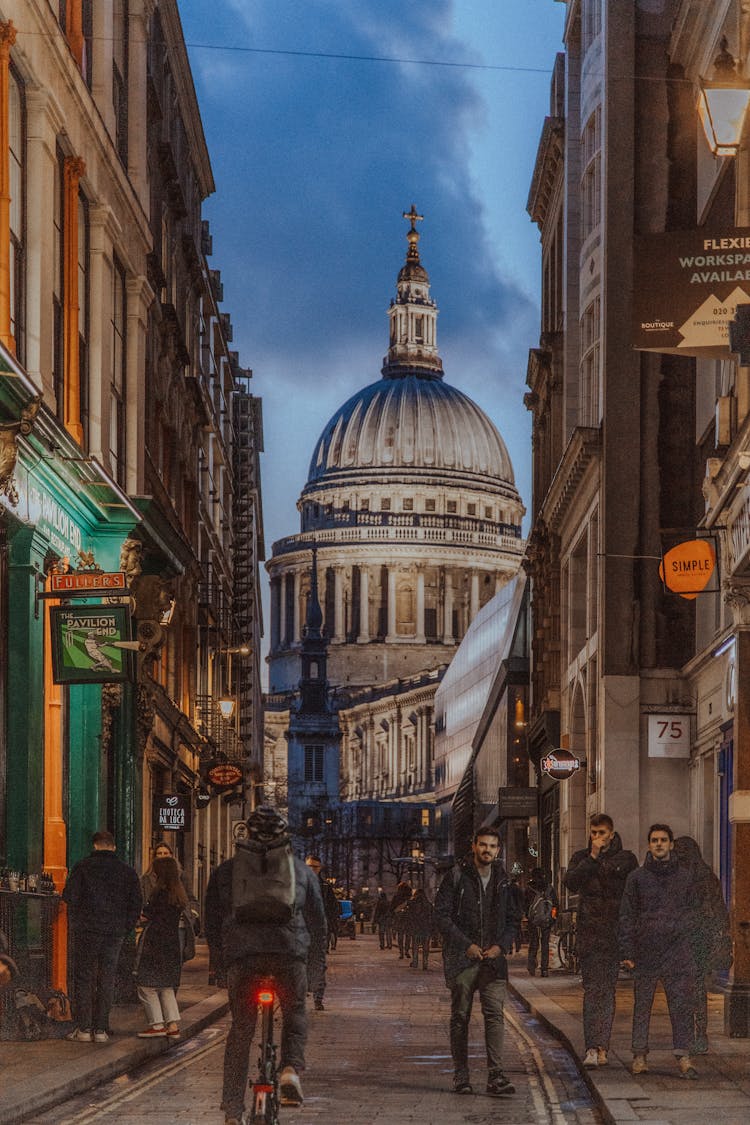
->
<box><xmin>24</xmin><ymin>935</ymin><xmax>601</xmax><ymax>1125</ymax></box>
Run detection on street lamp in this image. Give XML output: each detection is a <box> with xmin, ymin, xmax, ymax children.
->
<box><xmin>698</xmin><ymin>37</ymin><xmax>750</xmax><ymax>157</ymax></box>
<box><xmin>217</xmin><ymin>696</ymin><xmax>236</xmax><ymax>720</ymax></box>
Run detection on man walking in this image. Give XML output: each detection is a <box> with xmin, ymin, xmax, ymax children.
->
<box><xmin>564</xmin><ymin>813</ymin><xmax>637</xmax><ymax>1068</ymax></box>
<box><xmin>305</xmin><ymin>854</ymin><xmax>335</xmax><ymax>1007</ymax></box>
<box><xmin>619</xmin><ymin>823</ymin><xmax>700</xmax><ymax>1079</ymax></box>
<box><xmin>62</xmin><ymin>829</ymin><xmax>142</xmax><ymax>1043</ymax></box>
<box><xmin>205</xmin><ymin>806</ymin><xmax>326</xmax><ymax>1123</ymax></box>
<box><xmin>434</xmin><ymin>826</ymin><xmax>519</xmax><ymax>1098</ymax></box>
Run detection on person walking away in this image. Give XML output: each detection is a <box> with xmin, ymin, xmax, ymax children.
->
<box><xmin>135</xmin><ymin>856</ymin><xmax>187</xmax><ymax>1038</ymax></box>
<box><xmin>304</xmin><ymin>855</ymin><xmax>334</xmax><ymax>1009</ymax></box>
<box><xmin>205</xmin><ymin>806</ymin><xmax>326</xmax><ymax>1122</ymax></box>
<box><xmin>373</xmin><ymin>890</ymin><xmax>393</xmax><ymax>949</ymax></box>
<box><xmin>525</xmin><ymin>867</ymin><xmax>557</xmax><ymax>977</ymax></box>
<box><xmin>672</xmin><ymin>836</ymin><xmax>731</xmax><ymax>1054</ymax></box>
<box><xmin>391</xmin><ymin>881</ymin><xmax>413</xmax><ymax>959</ymax></box>
<box><xmin>62</xmin><ymin>829</ymin><xmax>142</xmax><ymax>1043</ymax></box>
<box><xmin>409</xmin><ymin>888</ymin><xmax>434</xmax><ymax>970</ymax></box>
<box><xmin>619</xmin><ymin>824</ymin><xmax>701</xmax><ymax>1079</ymax></box>
<box><xmin>434</xmin><ymin>827</ymin><xmax>519</xmax><ymax>1098</ymax></box>
<box><xmin>564</xmin><ymin>812</ymin><xmax>637</xmax><ymax>1069</ymax></box>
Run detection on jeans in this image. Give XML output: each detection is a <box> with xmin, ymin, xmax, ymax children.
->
<box><xmin>71</xmin><ymin>929</ymin><xmax>124</xmax><ymax>1033</ymax></box>
<box><xmin>579</xmin><ymin>954</ymin><xmax>620</xmax><ymax>1051</ymax></box>
<box><xmin>449</xmin><ymin>964</ymin><xmax>507</xmax><ymax>1078</ymax></box>
<box><xmin>527</xmin><ymin>924</ymin><xmax>551</xmax><ymax>973</ymax></box>
<box><xmin>631</xmin><ymin>964</ymin><xmax>696</xmax><ymax>1055</ymax></box>
<box><xmin>137</xmin><ymin>985</ymin><xmax>179</xmax><ymax>1026</ymax></box>
<box><xmin>378</xmin><ymin>919</ymin><xmax>393</xmax><ymax>949</ymax></box>
<box><xmin>307</xmin><ymin>955</ymin><xmax>326</xmax><ymax>1003</ymax></box>
<box><xmin>222</xmin><ymin>955</ymin><xmax>308</xmax><ymax>1118</ymax></box>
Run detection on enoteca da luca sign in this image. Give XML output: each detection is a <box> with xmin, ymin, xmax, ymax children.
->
<box><xmin>633</xmin><ymin>227</ymin><xmax>750</xmax><ymax>355</ymax></box>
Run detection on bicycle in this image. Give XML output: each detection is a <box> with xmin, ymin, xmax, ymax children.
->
<box><xmin>556</xmin><ymin>909</ymin><xmax>579</xmax><ymax>975</ymax></box>
<box><xmin>248</xmin><ymin>980</ymin><xmax>280</xmax><ymax>1125</ymax></box>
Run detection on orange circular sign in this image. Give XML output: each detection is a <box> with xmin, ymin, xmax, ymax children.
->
<box><xmin>659</xmin><ymin>539</ymin><xmax>716</xmax><ymax>600</ymax></box>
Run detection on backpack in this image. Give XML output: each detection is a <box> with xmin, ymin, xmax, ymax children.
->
<box><xmin>528</xmin><ymin>891</ymin><xmax>554</xmax><ymax>928</ymax></box>
<box><xmin>232</xmin><ymin>836</ymin><xmax>296</xmax><ymax>925</ymax></box>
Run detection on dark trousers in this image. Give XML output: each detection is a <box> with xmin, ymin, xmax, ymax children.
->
<box><xmin>527</xmin><ymin>924</ymin><xmax>551</xmax><ymax>973</ymax></box>
<box><xmin>71</xmin><ymin>929</ymin><xmax>124</xmax><ymax>1033</ymax></box>
<box><xmin>449</xmin><ymin>964</ymin><xmax>506</xmax><ymax>1078</ymax></box>
<box><xmin>378</xmin><ymin>919</ymin><xmax>392</xmax><ymax>949</ymax></box>
<box><xmin>223</xmin><ymin>955</ymin><xmax>307</xmax><ymax>1118</ymax></box>
<box><xmin>411</xmin><ymin>934</ymin><xmax>430</xmax><ymax>969</ymax></box>
<box><xmin>631</xmin><ymin>964</ymin><xmax>696</xmax><ymax>1056</ymax></box>
<box><xmin>580</xmin><ymin>954</ymin><xmax>620</xmax><ymax>1051</ymax></box>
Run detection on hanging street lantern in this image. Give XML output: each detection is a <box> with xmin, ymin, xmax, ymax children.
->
<box><xmin>698</xmin><ymin>37</ymin><xmax>750</xmax><ymax>157</ymax></box>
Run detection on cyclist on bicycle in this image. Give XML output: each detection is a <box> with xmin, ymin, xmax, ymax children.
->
<box><xmin>205</xmin><ymin>806</ymin><xmax>326</xmax><ymax>1122</ymax></box>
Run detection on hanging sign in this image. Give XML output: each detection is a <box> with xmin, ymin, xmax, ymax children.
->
<box><xmin>49</xmin><ymin>571</ymin><xmax>127</xmax><ymax>595</ymax></box>
<box><xmin>205</xmin><ymin>762</ymin><xmax>244</xmax><ymax>789</ymax></box>
<box><xmin>49</xmin><ymin>605</ymin><xmax>134</xmax><ymax>684</ymax></box>
<box><xmin>659</xmin><ymin>539</ymin><xmax>716</xmax><ymax>599</ymax></box>
<box><xmin>153</xmin><ymin>794</ymin><xmax>192</xmax><ymax>832</ymax></box>
<box><xmin>633</xmin><ymin>227</ymin><xmax>750</xmax><ymax>354</ymax></box>
<box><xmin>647</xmin><ymin>714</ymin><xmax>691</xmax><ymax>758</ymax></box>
<box><xmin>541</xmin><ymin>749</ymin><xmax>581</xmax><ymax>780</ymax></box>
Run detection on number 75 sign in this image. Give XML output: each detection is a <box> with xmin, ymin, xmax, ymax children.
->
<box><xmin>647</xmin><ymin>714</ymin><xmax>692</xmax><ymax>758</ymax></box>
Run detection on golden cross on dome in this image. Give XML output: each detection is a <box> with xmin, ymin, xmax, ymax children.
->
<box><xmin>403</xmin><ymin>204</ymin><xmax>424</xmax><ymax>232</ymax></box>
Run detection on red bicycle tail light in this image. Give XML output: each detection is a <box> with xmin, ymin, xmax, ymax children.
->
<box><xmin>258</xmin><ymin>990</ymin><xmax>274</xmax><ymax>1005</ymax></box>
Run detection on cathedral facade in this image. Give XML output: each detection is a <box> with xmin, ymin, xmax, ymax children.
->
<box><xmin>264</xmin><ymin>211</ymin><xmax>525</xmax><ymax>889</ymax></box>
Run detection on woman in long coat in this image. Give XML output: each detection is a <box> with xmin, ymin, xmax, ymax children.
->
<box><xmin>135</xmin><ymin>856</ymin><xmax>187</xmax><ymax>1038</ymax></box>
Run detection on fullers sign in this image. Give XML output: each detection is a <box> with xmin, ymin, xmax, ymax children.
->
<box><xmin>633</xmin><ymin>226</ymin><xmax>750</xmax><ymax>354</ymax></box>
<box><xmin>541</xmin><ymin>749</ymin><xmax>581</xmax><ymax>780</ymax></box>
<box><xmin>659</xmin><ymin>539</ymin><xmax>716</xmax><ymax>600</ymax></box>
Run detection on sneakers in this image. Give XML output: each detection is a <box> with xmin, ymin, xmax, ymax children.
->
<box><xmin>314</xmin><ymin>999</ymin><xmax>325</xmax><ymax>1011</ymax></box>
<box><xmin>166</xmin><ymin>1026</ymin><xmax>180</xmax><ymax>1038</ymax></box>
<box><xmin>486</xmin><ymin>1072</ymin><xmax>515</xmax><ymax>1097</ymax></box>
<box><xmin>279</xmin><ymin>1065</ymin><xmax>304</xmax><ymax>1106</ymax></box>
<box><xmin>597</xmin><ymin>1048</ymin><xmax>608</xmax><ymax>1066</ymax></box>
<box><xmin>693</xmin><ymin>1035</ymin><xmax>709</xmax><ymax>1055</ymax></box>
<box><xmin>452</xmin><ymin>1071</ymin><xmax>473</xmax><ymax>1095</ymax></box>
<box><xmin>678</xmin><ymin>1055</ymin><xmax>698</xmax><ymax>1080</ymax></box>
<box><xmin>224</xmin><ymin>1117</ymin><xmax>245</xmax><ymax>1125</ymax></box>
<box><xmin>632</xmin><ymin>1054</ymin><xmax>649</xmax><ymax>1075</ymax></box>
<box><xmin>137</xmin><ymin>1026</ymin><xmax>167</xmax><ymax>1038</ymax></box>
<box><xmin>66</xmin><ymin>1027</ymin><xmax>93</xmax><ymax>1042</ymax></box>
<box><xmin>583</xmin><ymin>1048</ymin><xmax>599</xmax><ymax>1068</ymax></box>
<box><xmin>92</xmin><ymin>1030</ymin><xmax>110</xmax><ymax>1044</ymax></box>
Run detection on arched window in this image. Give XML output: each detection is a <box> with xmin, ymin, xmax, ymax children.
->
<box><xmin>8</xmin><ymin>65</ymin><xmax>24</xmax><ymax>358</ymax></box>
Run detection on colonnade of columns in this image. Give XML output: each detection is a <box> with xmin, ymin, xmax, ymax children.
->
<box><xmin>270</xmin><ymin>560</ymin><xmax>507</xmax><ymax>651</ymax></box>
<box><xmin>340</xmin><ymin>701</ymin><xmax>434</xmax><ymax>801</ymax></box>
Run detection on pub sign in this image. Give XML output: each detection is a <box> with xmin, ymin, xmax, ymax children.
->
<box><xmin>50</xmin><ymin>605</ymin><xmax>134</xmax><ymax>684</ymax></box>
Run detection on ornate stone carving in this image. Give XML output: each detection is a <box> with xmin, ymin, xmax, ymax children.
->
<box><xmin>0</xmin><ymin>396</ymin><xmax>42</xmax><ymax>506</ymax></box>
<box><xmin>136</xmin><ymin>681</ymin><xmax>156</xmax><ymax>758</ymax></box>
<box><xmin>724</xmin><ymin>582</ymin><xmax>750</xmax><ymax>626</ymax></box>
<box><xmin>101</xmin><ymin>683</ymin><xmax>123</xmax><ymax>751</ymax></box>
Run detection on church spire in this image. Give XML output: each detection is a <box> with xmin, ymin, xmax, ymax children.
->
<box><xmin>382</xmin><ymin>206</ymin><xmax>443</xmax><ymax>380</ymax></box>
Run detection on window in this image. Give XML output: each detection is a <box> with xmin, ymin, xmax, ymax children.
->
<box><xmin>304</xmin><ymin>745</ymin><xmax>324</xmax><ymax>783</ymax></box>
<box><xmin>381</xmin><ymin>498</ymin><xmax>391</xmax><ymax>511</ymax></box>
<box><xmin>361</xmin><ymin>498</ymin><xmax>369</xmax><ymax>511</ymax></box>
<box><xmin>581</xmin><ymin>0</ymin><xmax>602</xmax><ymax>55</ymax></box>
<box><xmin>110</xmin><ymin>258</ymin><xmax>126</xmax><ymax>485</ymax></box>
<box><xmin>78</xmin><ymin>191</ymin><xmax>90</xmax><ymax>441</ymax></box>
<box><xmin>446</xmin><ymin>500</ymin><xmax>457</xmax><ymax>514</ymax></box>
<box><xmin>580</xmin><ymin>297</ymin><xmax>601</xmax><ymax>425</ymax></box>
<box><xmin>467</xmin><ymin>503</ymin><xmax>476</xmax><ymax>516</ymax></box>
<box><xmin>403</xmin><ymin>498</ymin><xmax>413</xmax><ymax>511</ymax></box>
<box><xmin>581</xmin><ymin>108</ymin><xmax>601</xmax><ymax>241</ymax></box>
<box><xmin>112</xmin><ymin>0</ymin><xmax>129</xmax><ymax>163</ymax></box>
<box><xmin>425</xmin><ymin>498</ymin><xmax>436</xmax><ymax>512</ymax></box>
<box><xmin>484</xmin><ymin>506</ymin><xmax>493</xmax><ymax>519</ymax></box>
<box><xmin>8</xmin><ymin>67</ymin><xmax>24</xmax><ymax>359</ymax></box>
<box><xmin>53</xmin><ymin>150</ymin><xmax>64</xmax><ymax>421</ymax></box>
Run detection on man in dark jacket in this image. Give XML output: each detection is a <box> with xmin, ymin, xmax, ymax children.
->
<box><xmin>62</xmin><ymin>829</ymin><xmax>142</xmax><ymax>1043</ymax></box>
<box><xmin>564</xmin><ymin>813</ymin><xmax>637</xmax><ymax>1068</ymax></box>
<box><xmin>434</xmin><ymin>826</ymin><xmax>519</xmax><ymax>1098</ymax></box>
<box><xmin>205</xmin><ymin>806</ymin><xmax>326</xmax><ymax>1123</ymax></box>
<box><xmin>619</xmin><ymin>823</ymin><xmax>700</xmax><ymax>1079</ymax></box>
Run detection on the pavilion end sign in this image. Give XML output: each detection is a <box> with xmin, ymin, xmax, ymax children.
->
<box><xmin>633</xmin><ymin>227</ymin><xmax>750</xmax><ymax>354</ymax></box>
<box><xmin>49</xmin><ymin>605</ymin><xmax>134</xmax><ymax>684</ymax></box>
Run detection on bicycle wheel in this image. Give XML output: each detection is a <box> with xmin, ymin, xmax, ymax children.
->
<box><xmin>250</xmin><ymin>991</ymin><xmax>280</xmax><ymax>1125</ymax></box>
<box><xmin>557</xmin><ymin>932</ymin><xmax>571</xmax><ymax>971</ymax></box>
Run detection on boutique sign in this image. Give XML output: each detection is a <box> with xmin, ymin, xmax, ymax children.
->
<box><xmin>633</xmin><ymin>227</ymin><xmax>750</xmax><ymax>354</ymax></box>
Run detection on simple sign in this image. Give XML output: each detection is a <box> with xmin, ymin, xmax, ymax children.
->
<box><xmin>633</xmin><ymin>227</ymin><xmax>750</xmax><ymax>354</ymax></box>
<box><xmin>541</xmin><ymin>749</ymin><xmax>581</xmax><ymax>780</ymax></box>
<box><xmin>647</xmin><ymin>714</ymin><xmax>691</xmax><ymax>758</ymax></box>
<box><xmin>50</xmin><ymin>571</ymin><xmax>127</xmax><ymax>595</ymax></box>
<box><xmin>49</xmin><ymin>605</ymin><xmax>134</xmax><ymax>684</ymax></box>
<box><xmin>659</xmin><ymin>539</ymin><xmax>716</xmax><ymax>599</ymax></box>
<box><xmin>153</xmin><ymin>794</ymin><xmax>191</xmax><ymax>832</ymax></box>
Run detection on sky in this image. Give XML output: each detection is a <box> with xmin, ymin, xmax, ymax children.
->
<box><xmin>176</xmin><ymin>0</ymin><xmax>566</xmax><ymax>653</ymax></box>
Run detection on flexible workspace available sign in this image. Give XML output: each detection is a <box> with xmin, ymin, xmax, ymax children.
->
<box><xmin>633</xmin><ymin>227</ymin><xmax>750</xmax><ymax>354</ymax></box>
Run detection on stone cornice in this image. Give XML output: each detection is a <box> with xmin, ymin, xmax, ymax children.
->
<box><xmin>268</xmin><ymin>526</ymin><xmax>526</xmax><ymax>566</ymax></box>
<box><xmin>527</xmin><ymin>115</ymin><xmax>565</xmax><ymax>228</ymax></box>
<box><xmin>539</xmin><ymin>426</ymin><xmax>601</xmax><ymax>533</ymax></box>
<box><xmin>159</xmin><ymin>0</ymin><xmax>215</xmax><ymax>198</ymax></box>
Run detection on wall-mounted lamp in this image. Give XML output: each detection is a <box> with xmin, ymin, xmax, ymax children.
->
<box><xmin>160</xmin><ymin>597</ymin><xmax>176</xmax><ymax>627</ymax></box>
<box><xmin>218</xmin><ymin>696</ymin><xmax>236</xmax><ymax>720</ymax></box>
<box><xmin>698</xmin><ymin>37</ymin><xmax>750</xmax><ymax>157</ymax></box>
<box><xmin>514</xmin><ymin>696</ymin><xmax>526</xmax><ymax>729</ymax></box>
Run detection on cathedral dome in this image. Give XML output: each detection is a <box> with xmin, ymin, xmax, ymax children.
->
<box><xmin>306</xmin><ymin>373</ymin><xmax>515</xmax><ymax>486</ymax></box>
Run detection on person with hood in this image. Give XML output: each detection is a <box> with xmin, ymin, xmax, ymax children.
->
<box><xmin>524</xmin><ymin>867</ymin><xmax>558</xmax><ymax>977</ymax></box>
<box><xmin>408</xmin><ymin>888</ymin><xmax>434</xmax><ymax>970</ymax></box>
<box><xmin>564</xmin><ymin>812</ymin><xmax>638</xmax><ymax>1069</ymax></box>
<box><xmin>672</xmin><ymin>836</ymin><xmax>731</xmax><ymax>1054</ymax></box>
<box><xmin>372</xmin><ymin>890</ymin><xmax>393</xmax><ymax>950</ymax></box>
<box><xmin>434</xmin><ymin>827</ymin><xmax>519</xmax><ymax>1098</ymax></box>
<box><xmin>62</xmin><ymin>829</ymin><xmax>142</xmax><ymax>1043</ymax></box>
<box><xmin>619</xmin><ymin>824</ymin><xmax>700</xmax><ymax>1079</ymax></box>
<box><xmin>205</xmin><ymin>806</ymin><xmax>326</xmax><ymax>1122</ymax></box>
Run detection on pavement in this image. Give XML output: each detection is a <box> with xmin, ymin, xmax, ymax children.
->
<box><xmin>1</xmin><ymin>939</ymin><xmax>749</xmax><ymax>1124</ymax></box>
<box><xmin>507</xmin><ymin>949</ymin><xmax>750</xmax><ymax>1125</ymax></box>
